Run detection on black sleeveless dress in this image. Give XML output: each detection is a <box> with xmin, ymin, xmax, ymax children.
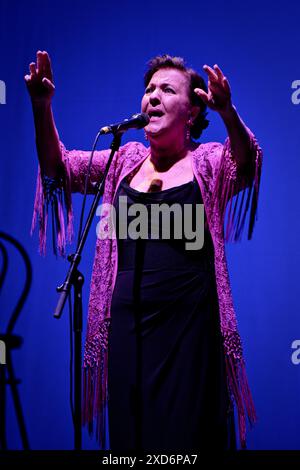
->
<box><xmin>107</xmin><ymin>175</ymin><xmax>236</xmax><ymax>452</ymax></box>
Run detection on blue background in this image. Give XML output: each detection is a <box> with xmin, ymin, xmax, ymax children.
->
<box><xmin>0</xmin><ymin>0</ymin><xmax>299</xmax><ymax>450</ymax></box>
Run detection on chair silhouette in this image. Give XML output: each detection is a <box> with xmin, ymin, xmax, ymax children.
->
<box><xmin>0</xmin><ymin>231</ymin><xmax>32</xmax><ymax>450</ymax></box>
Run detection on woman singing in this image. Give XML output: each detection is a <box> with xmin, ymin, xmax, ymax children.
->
<box><xmin>25</xmin><ymin>51</ymin><xmax>262</xmax><ymax>452</ymax></box>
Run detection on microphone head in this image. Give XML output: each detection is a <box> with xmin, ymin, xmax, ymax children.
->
<box><xmin>132</xmin><ymin>112</ymin><xmax>150</xmax><ymax>128</ymax></box>
<box><xmin>99</xmin><ymin>112</ymin><xmax>150</xmax><ymax>135</ymax></box>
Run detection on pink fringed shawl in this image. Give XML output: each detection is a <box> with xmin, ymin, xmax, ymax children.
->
<box><xmin>31</xmin><ymin>131</ymin><xmax>263</xmax><ymax>449</ymax></box>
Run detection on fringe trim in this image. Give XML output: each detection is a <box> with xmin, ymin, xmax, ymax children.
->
<box><xmin>31</xmin><ymin>145</ymin><xmax>73</xmax><ymax>256</ymax></box>
<box><xmin>213</xmin><ymin>135</ymin><xmax>263</xmax><ymax>243</ymax></box>
<box><xmin>225</xmin><ymin>354</ymin><xmax>257</xmax><ymax>449</ymax></box>
<box><xmin>82</xmin><ymin>346</ymin><xmax>108</xmax><ymax>449</ymax></box>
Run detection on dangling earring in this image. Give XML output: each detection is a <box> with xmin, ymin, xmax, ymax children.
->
<box><xmin>186</xmin><ymin>119</ymin><xmax>192</xmax><ymax>142</ymax></box>
<box><xmin>144</xmin><ymin>131</ymin><xmax>148</xmax><ymax>141</ymax></box>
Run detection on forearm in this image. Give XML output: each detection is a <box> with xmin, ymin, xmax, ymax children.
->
<box><xmin>219</xmin><ymin>104</ymin><xmax>252</xmax><ymax>169</ymax></box>
<box><xmin>32</xmin><ymin>101</ymin><xmax>62</xmax><ymax>178</ymax></box>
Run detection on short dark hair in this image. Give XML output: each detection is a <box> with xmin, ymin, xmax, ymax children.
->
<box><xmin>144</xmin><ymin>54</ymin><xmax>209</xmax><ymax>140</ymax></box>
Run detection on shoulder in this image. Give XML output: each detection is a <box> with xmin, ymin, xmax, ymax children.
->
<box><xmin>191</xmin><ymin>141</ymin><xmax>225</xmax><ymax>185</ymax></box>
<box><xmin>119</xmin><ymin>141</ymin><xmax>148</xmax><ymax>157</ymax></box>
<box><xmin>192</xmin><ymin>141</ymin><xmax>224</xmax><ymax>166</ymax></box>
<box><xmin>192</xmin><ymin>141</ymin><xmax>223</xmax><ymax>156</ymax></box>
<box><xmin>117</xmin><ymin>141</ymin><xmax>149</xmax><ymax>172</ymax></box>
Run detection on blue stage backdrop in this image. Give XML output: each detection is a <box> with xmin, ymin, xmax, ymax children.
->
<box><xmin>0</xmin><ymin>0</ymin><xmax>299</xmax><ymax>450</ymax></box>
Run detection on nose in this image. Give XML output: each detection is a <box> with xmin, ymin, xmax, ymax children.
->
<box><xmin>149</xmin><ymin>88</ymin><xmax>161</xmax><ymax>105</ymax></box>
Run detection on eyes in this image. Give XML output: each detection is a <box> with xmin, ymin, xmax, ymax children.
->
<box><xmin>145</xmin><ymin>85</ymin><xmax>175</xmax><ymax>95</ymax></box>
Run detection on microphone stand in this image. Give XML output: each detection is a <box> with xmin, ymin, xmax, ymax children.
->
<box><xmin>53</xmin><ymin>131</ymin><xmax>123</xmax><ymax>451</ymax></box>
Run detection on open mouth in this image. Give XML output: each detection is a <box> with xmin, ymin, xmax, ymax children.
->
<box><xmin>148</xmin><ymin>110</ymin><xmax>164</xmax><ymax>119</ymax></box>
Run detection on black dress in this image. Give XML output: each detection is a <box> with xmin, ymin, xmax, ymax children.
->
<box><xmin>107</xmin><ymin>175</ymin><xmax>236</xmax><ymax>452</ymax></box>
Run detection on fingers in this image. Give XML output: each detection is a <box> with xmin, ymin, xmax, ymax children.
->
<box><xmin>203</xmin><ymin>63</ymin><xmax>231</xmax><ymax>98</ymax></box>
<box><xmin>43</xmin><ymin>51</ymin><xmax>54</xmax><ymax>82</ymax></box>
<box><xmin>203</xmin><ymin>64</ymin><xmax>218</xmax><ymax>81</ymax></box>
<box><xmin>213</xmin><ymin>65</ymin><xmax>231</xmax><ymax>93</ymax></box>
<box><xmin>29</xmin><ymin>50</ymin><xmax>53</xmax><ymax>86</ymax></box>
<box><xmin>222</xmin><ymin>76</ymin><xmax>231</xmax><ymax>94</ymax></box>
<box><xmin>42</xmin><ymin>77</ymin><xmax>55</xmax><ymax>91</ymax></box>
<box><xmin>37</xmin><ymin>50</ymin><xmax>43</xmax><ymax>74</ymax></box>
<box><xmin>25</xmin><ymin>51</ymin><xmax>55</xmax><ymax>101</ymax></box>
<box><xmin>198</xmin><ymin>64</ymin><xmax>232</xmax><ymax>112</ymax></box>
<box><xmin>194</xmin><ymin>88</ymin><xmax>209</xmax><ymax>104</ymax></box>
<box><xmin>203</xmin><ymin>64</ymin><xmax>227</xmax><ymax>88</ymax></box>
<box><xmin>212</xmin><ymin>64</ymin><xmax>224</xmax><ymax>80</ymax></box>
<box><xmin>29</xmin><ymin>62</ymin><xmax>37</xmax><ymax>76</ymax></box>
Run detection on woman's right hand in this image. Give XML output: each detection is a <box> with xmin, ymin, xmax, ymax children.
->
<box><xmin>24</xmin><ymin>50</ymin><xmax>55</xmax><ymax>105</ymax></box>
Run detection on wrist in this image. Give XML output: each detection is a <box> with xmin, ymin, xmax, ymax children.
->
<box><xmin>31</xmin><ymin>98</ymin><xmax>52</xmax><ymax>111</ymax></box>
<box><xmin>218</xmin><ymin>102</ymin><xmax>236</xmax><ymax>117</ymax></box>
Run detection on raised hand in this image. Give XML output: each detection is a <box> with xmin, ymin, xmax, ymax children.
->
<box><xmin>194</xmin><ymin>64</ymin><xmax>232</xmax><ymax>114</ymax></box>
<box><xmin>24</xmin><ymin>50</ymin><xmax>55</xmax><ymax>104</ymax></box>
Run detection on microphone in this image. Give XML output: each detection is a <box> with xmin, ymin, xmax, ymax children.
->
<box><xmin>99</xmin><ymin>112</ymin><xmax>150</xmax><ymax>135</ymax></box>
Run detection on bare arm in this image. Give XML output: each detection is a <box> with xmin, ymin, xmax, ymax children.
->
<box><xmin>218</xmin><ymin>104</ymin><xmax>252</xmax><ymax>169</ymax></box>
<box><xmin>194</xmin><ymin>63</ymin><xmax>253</xmax><ymax>170</ymax></box>
<box><xmin>25</xmin><ymin>50</ymin><xmax>62</xmax><ymax>177</ymax></box>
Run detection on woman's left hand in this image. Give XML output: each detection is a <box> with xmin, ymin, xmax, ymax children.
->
<box><xmin>194</xmin><ymin>64</ymin><xmax>233</xmax><ymax>114</ymax></box>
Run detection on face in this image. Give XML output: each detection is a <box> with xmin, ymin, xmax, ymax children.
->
<box><xmin>141</xmin><ymin>68</ymin><xmax>194</xmax><ymax>144</ymax></box>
